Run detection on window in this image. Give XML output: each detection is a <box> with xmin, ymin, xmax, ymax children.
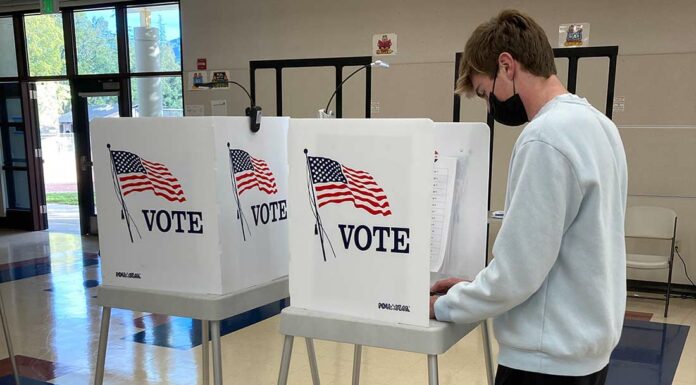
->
<box><xmin>127</xmin><ymin>4</ymin><xmax>181</xmax><ymax>73</ymax></box>
<box><xmin>5</xmin><ymin>97</ymin><xmax>22</xmax><ymax>123</ymax></box>
<box><xmin>24</xmin><ymin>14</ymin><xmax>67</xmax><ymax>77</ymax></box>
<box><xmin>74</xmin><ymin>8</ymin><xmax>119</xmax><ymax>75</ymax></box>
<box><xmin>130</xmin><ymin>76</ymin><xmax>183</xmax><ymax>117</ymax></box>
<box><xmin>0</xmin><ymin>18</ymin><xmax>18</xmax><ymax>77</ymax></box>
<box><xmin>4</xmin><ymin>2</ymin><xmax>184</xmax><ymax>230</ymax></box>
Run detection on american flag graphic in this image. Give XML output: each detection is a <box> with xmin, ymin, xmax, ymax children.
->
<box><xmin>308</xmin><ymin>156</ymin><xmax>392</xmax><ymax>216</ymax></box>
<box><xmin>111</xmin><ymin>151</ymin><xmax>186</xmax><ymax>203</ymax></box>
<box><xmin>229</xmin><ymin>149</ymin><xmax>278</xmax><ymax>195</ymax></box>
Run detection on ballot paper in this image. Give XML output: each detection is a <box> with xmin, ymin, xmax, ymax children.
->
<box><xmin>430</xmin><ymin>156</ymin><xmax>457</xmax><ymax>271</ymax></box>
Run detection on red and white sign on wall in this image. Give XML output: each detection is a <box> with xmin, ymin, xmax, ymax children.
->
<box><xmin>197</xmin><ymin>58</ymin><xmax>207</xmax><ymax>70</ymax></box>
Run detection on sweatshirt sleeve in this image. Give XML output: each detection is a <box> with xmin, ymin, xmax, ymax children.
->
<box><xmin>435</xmin><ymin>140</ymin><xmax>583</xmax><ymax>323</ymax></box>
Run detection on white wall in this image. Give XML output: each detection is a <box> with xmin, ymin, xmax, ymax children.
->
<box><xmin>181</xmin><ymin>0</ymin><xmax>696</xmax><ymax>285</ymax></box>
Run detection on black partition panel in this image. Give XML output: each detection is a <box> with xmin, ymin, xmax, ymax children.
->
<box><xmin>553</xmin><ymin>46</ymin><xmax>619</xmax><ymax>119</ymax></box>
<box><xmin>249</xmin><ymin>56</ymin><xmax>373</xmax><ymax>118</ymax></box>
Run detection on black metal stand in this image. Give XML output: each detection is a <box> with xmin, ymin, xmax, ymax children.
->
<box><xmin>553</xmin><ymin>46</ymin><xmax>619</xmax><ymax>119</ymax></box>
<box><xmin>452</xmin><ymin>46</ymin><xmax>620</xmax><ymax>266</ymax></box>
<box><xmin>249</xmin><ymin>56</ymin><xmax>373</xmax><ymax>118</ymax></box>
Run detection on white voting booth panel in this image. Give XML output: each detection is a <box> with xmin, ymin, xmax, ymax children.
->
<box><xmin>289</xmin><ymin>119</ymin><xmax>434</xmax><ymax>327</ymax></box>
<box><xmin>91</xmin><ymin>117</ymin><xmax>289</xmax><ymax>295</ymax></box>
<box><xmin>433</xmin><ymin>122</ymin><xmax>489</xmax><ymax>280</ymax></box>
<box><xmin>288</xmin><ymin>120</ymin><xmax>489</xmax><ymax>327</ymax></box>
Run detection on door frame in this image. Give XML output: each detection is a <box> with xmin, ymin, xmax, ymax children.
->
<box><xmin>0</xmin><ymin>82</ymin><xmax>46</xmax><ymax>231</ymax></box>
<box><xmin>71</xmin><ymin>76</ymin><xmax>129</xmax><ymax>234</ymax></box>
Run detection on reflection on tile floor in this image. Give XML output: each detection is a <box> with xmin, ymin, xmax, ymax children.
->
<box><xmin>0</xmin><ymin>376</ymin><xmax>53</xmax><ymax>385</ymax></box>
<box><xmin>126</xmin><ymin>299</ymin><xmax>289</xmax><ymax>350</ymax></box>
<box><xmin>0</xmin><ymin>229</ymin><xmax>694</xmax><ymax>385</ymax></box>
<box><xmin>608</xmin><ymin>319</ymin><xmax>689</xmax><ymax>385</ymax></box>
<box><xmin>0</xmin><ymin>355</ymin><xmax>79</xmax><ymax>382</ymax></box>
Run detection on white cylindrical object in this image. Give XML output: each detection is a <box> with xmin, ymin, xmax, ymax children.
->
<box><xmin>0</xmin><ymin>20</ymin><xmax>17</xmax><ymax>76</ymax></box>
<box><xmin>134</xmin><ymin>27</ymin><xmax>162</xmax><ymax>117</ymax></box>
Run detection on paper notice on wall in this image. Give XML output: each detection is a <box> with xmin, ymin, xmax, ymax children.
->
<box><xmin>188</xmin><ymin>71</ymin><xmax>209</xmax><ymax>91</ymax></box>
<box><xmin>185</xmin><ymin>105</ymin><xmax>204</xmax><ymax>116</ymax></box>
<box><xmin>209</xmin><ymin>70</ymin><xmax>231</xmax><ymax>89</ymax></box>
<box><xmin>430</xmin><ymin>156</ymin><xmax>457</xmax><ymax>271</ymax></box>
<box><xmin>558</xmin><ymin>23</ymin><xmax>590</xmax><ymax>48</ymax></box>
<box><xmin>373</xmin><ymin>33</ymin><xmax>397</xmax><ymax>56</ymax></box>
<box><xmin>211</xmin><ymin>100</ymin><xmax>228</xmax><ymax>116</ymax></box>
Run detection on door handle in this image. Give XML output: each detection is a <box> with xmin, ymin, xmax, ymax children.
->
<box><xmin>80</xmin><ymin>155</ymin><xmax>93</xmax><ymax>171</ymax></box>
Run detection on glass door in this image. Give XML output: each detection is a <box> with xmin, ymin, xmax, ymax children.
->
<box><xmin>0</xmin><ymin>83</ymin><xmax>31</xmax><ymax>225</ymax></box>
<box><xmin>36</xmin><ymin>80</ymin><xmax>77</xmax><ymax>233</ymax></box>
<box><xmin>72</xmin><ymin>77</ymin><xmax>123</xmax><ymax>235</ymax></box>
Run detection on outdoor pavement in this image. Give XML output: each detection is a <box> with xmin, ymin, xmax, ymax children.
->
<box><xmin>47</xmin><ymin>203</ymin><xmax>80</xmax><ymax>234</ymax></box>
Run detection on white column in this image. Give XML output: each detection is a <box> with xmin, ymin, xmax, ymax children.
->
<box><xmin>134</xmin><ymin>26</ymin><xmax>162</xmax><ymax>117</ymax></box>
<box><xmin>0</xmin><ymin>20</ymin><xmax>17</xmax><ymax>76</ymax></box>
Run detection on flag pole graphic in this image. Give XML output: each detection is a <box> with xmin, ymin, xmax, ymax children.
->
<box><xmin>108</xmin><ymin>144</ymin><xmax>135</xmax><ymax>243</ymax></box>
<box><xmin>228</xmin><ymin>143</ymin><xmax>250</xmax><ymax>241</ymax></box>
<box><xmin>305</xmin><ymin>149</ymin><xmax>330</xmax><ymax>261</ymax></box>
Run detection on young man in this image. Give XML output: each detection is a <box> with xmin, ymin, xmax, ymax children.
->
<box><xmin>430</xmin><ymin>10</ymin><xmax>628</xmax><ymax>385</ymax></box>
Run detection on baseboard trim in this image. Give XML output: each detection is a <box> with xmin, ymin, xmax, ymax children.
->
<box><xmin>627</xmin><ymin>279</ymin><xmax>696</xmax><ymax>299</ymax></box>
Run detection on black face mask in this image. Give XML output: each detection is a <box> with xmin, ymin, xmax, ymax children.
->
<box><xmin>489</xmin><ymin>69</ymin><xmax>528</xmax><ymax>126</ymax></box>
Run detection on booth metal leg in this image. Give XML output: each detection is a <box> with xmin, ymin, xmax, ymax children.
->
<box><xmin>210</xmin><ymin>320</ymin><xmax>223</xmax><ymax>385</ymax></box>
<box><xmin>481</xmin><ymin>320</ymin><xmax>495</xmax><ymax>385</ymax></box>
<box><xmin>93</xmin><ymin>306</ymin><xmax>112</xmax><ymax>385</ymax></box>
<box><xmin>0</xmin><ymin>290</ymin><xmax>20</xmax><ymax>385</ymax></box>
<box><xmin>427</xmin><ymin>354</ymin><xmax>439</xmax><ymax>385</ymax></box>
<box><xmin>305</xmin><ymin>338</ymin><xmax>320</xmax><ymax>385</ymax></box>
<box><xmin>277</xmin><ymin>335</ymin><xmax>294</xmax><ymax>385</ymax></box>
<box><xmin>352</xmin><ymin>344</ymin><xmax>362</xmax><ymax>385</ymax></box>
<box><xmin>202</xmin><ymin>320</ymin><xmax>210</xmax><ymax>385</ymax></box>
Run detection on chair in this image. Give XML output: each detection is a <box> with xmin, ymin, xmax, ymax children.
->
<box><xmin>625</xmin><ymin>206</ymin><xmax>678</xmax><ymax>317</ymax></box>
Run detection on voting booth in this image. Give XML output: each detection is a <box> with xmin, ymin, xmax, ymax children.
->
<box><xmin>288</xmin><ymin>119</ymin><xmax>489</xmax><ymax>327</ymax></box>
<box><xmin>280</xmin><ymin>118</ymin><xmax>492</xmax><ymax>385</ymax></box>
<box><xmin>91</xmin><ymin>116</ymin><xmax>292</xmax><ymax>385</ymax></box>
<box><xmin>91</xmin><ymin>116</ymin><xmax>290</xmax><ymax>295</ymax></box>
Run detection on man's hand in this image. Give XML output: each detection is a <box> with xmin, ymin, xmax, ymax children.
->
<box><xmin>429</xmin><ymin>295</ymin><xmax>440</xmax><ymax>319</ymax></box>
<box><xmin>430</xmin><ymin>277</ymin><xmax>466</xmax><ymax>295</ymax></box>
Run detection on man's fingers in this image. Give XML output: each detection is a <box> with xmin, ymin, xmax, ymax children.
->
<box><xmin>430</xmin><ymin>278</ymin><xmax>465</xmax><ymax>294</ymax></box>
<box><xmin>430</xmin><ymin>279</ymin><xmax>453</xmax><ymax>292</ymax></box>
<box><xmin>430</xmin><ymin>280</ymin><xmax>447</xmax><ymax>293</ymax></box>
<box><xmin>429</xmin><ymin>295</ymin><xmax>440</xmax><ymax>319</ymax></box>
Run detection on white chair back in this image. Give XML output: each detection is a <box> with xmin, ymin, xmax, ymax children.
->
<box><xmin>625</xmin><ymin>206</ymin><xmax>677</xmax><ymax>240</ymax></box>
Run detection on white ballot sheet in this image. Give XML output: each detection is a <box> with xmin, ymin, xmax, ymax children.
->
<box><xmin>432</xmin><ymin>123</ymin><xmax>489</xmax><ymax>280</ymax></box>
<box><xmin>430</xmin><ymin>156</ymin><xmax>457</xmax><ymax>271</ymax></box>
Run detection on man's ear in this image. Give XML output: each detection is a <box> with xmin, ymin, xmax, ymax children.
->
<box><xmin>497</xmin><ymin>52</ymin><xmax>516</xmax><ymax>81</ymax></box>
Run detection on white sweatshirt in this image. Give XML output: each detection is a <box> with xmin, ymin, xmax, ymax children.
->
<box><xmin>435</xmin><ymin>93</ymin><xmax>628</xmax><ymax>376</ymax></box>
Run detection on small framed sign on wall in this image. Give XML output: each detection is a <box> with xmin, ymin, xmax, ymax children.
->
<box><xmin>373</xmin><ymin>33</ymin><xmax>397</xmax><ymax>56</ymax></box>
